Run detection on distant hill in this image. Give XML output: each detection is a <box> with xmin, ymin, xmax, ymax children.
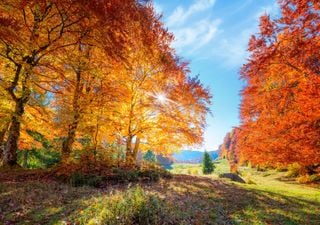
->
<box><xmin>172</xmin><ymin>150</ymin><xmax>219</xmax><ymax>164</ymax></box>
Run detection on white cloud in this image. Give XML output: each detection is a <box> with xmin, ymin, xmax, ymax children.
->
<box><xmin>167</xmin><ymin>0</ymin><xmax>216</xmax><ymax>27</ymax></box>
<box><xmin>212</xmin><ymin>3</ymin><xmax>279</xmax><ymax>68</ymax></box>
<box><xmin>172</xmin><ymin>19</ymin><xmax>221</xmax><ymax>54</ymax></box>
<box><xmin>163</xmin><ymin>0</ymin><xmax>220</xmax><ymax>55</ymax></box>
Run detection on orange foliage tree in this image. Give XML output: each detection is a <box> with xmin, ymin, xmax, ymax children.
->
<box><xmin>238</xmin><ymin>0</ymin><xmax>320</xmax><ymax>168</ymax></box>
<box><xmin>0</xmin><ymin>0</ymin><xmax>212</xmax><ymax>167</ymax></box>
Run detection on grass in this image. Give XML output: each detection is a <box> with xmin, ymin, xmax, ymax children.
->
<box><xmin>0</xmin><ymin>160</ymin><xmax>319</xmax><ymax>224</ymax></box>
<box><xmin>170</xmin><ymin>159</ymin><xmax>230</xmax><ymax>176</ymax></box>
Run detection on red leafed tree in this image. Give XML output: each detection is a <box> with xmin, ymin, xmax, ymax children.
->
<box><xmin>219</xmin><ymin>128</ymin><xmax>240</xmax><ymax>172</ymax></box>
<box><xmin>238</xmin><ymin>0</ymin><xmax>320</xmax><ymax>168</ymax></box>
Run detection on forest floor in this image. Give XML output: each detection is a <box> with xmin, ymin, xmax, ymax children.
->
<box><xmin>0</xmin><ymin>161</ymin><xmax>319</xmax><ymax>225</ymax></box>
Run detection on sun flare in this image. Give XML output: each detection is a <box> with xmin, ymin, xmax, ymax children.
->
<box><xmin>155</xmin><ymin>93</ymin><xmax>167</xmax><ymax>104</ymax></box>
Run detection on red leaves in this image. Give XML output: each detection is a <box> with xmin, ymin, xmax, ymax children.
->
<box><xmin>238</xmin><ymin>0</ymin><xmax>320</xmax><ymax>167</ymax></box>
<box><xmin>259</xmin><ymin>14</ymin><xmax>275</xmax><ymax>37</ymax></box>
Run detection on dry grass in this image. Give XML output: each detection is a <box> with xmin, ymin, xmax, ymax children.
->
<box><xmin>0</xmin><ymin>161</ymin><xmax>319</xmax><ymax>225</ymax></box>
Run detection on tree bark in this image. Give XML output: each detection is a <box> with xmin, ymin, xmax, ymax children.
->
<box><xmin>61</xmin><ymin>70</ymin><xmax>83</xmax><ymax>162</ymax></box>
<box><xmin>125</xmin><ymin>135</ymin><xmax>134</xmax><ymax>166</ymax></box>
<box><xmin>23</xmin><ymin>150</ymin><xmax>28</xmax><ymax>168</ymax></box>
<box><xmin>125</xmin><ymin>136</ymin><xmax>140</xmax><ymax>167</ymax></box>
<box><xmin>3</xmin><ymin>100</ymin><xmax>27</xmax><ymax>167</ymax></box>
<box><xmin>133</xmin><ymin>137</ymin><xmax>140</xmax><ymax>160</ymax></box>
<box><xmin>0</xmin><ymin>122</ymin><xmax>10</xmax><ymax>163</ymax></box>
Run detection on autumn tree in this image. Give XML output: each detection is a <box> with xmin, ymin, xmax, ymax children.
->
<box><xmin>238</xmin><ymin>0</ymin><xmax>320</xmax><ymax>169</ymax></box>
<box><xmin>0</xmin><ymin>0</ymin><xmax>212</xmax><ymax>169</ymax></box>
<box><xmin>0</xmin><ymin>0</ymin><xmax>92</xmax><ymax>167</ymax></box>
<box><xmin>219</xmin><ymin>128</ymin><xmax>240</xmax><ymax>172</ymax></box>
<box><xmin>0</xmin><ymin>0</ymin><xmax>158</xmax><ymax>166</ymax></box>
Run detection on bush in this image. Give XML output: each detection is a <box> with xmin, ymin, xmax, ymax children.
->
<box><xmin>256</xmin><ymin>165</ymin><xmax>267</xmax><ymax>172</ymax></box>
<box><xmin>17</xmin><ymin>149</ymin><xmax>61</xmax><ymax>169</ymax></box>
<box><xmin>111</xmin><ymin>167</ymin><xmax>172</xmax><ymax>183</ymax></box>
<box><xmin>275</xmin><ymin>165</ymin><xmax>288</xmax><ymax>172</ymax></box>
<box><xmin>143</xmin><ymin>150</ymin><xmax>157</xmax><ymax>163</ymax></box>
<box><xmin>286</xmin><ymin>163</ymin><xmax>303</xmax><ymax>178</ymax></box>
<box><xmin>111</xmin><ymin>168</ymin><xmax>140</xmax><ymax>182</ymax></box>
<box><xmin>79</xmin><ymin>186</ymin><xmax>166</xmax><ymax>225</ymax></box>
<box><xmin>297</xmin><ymin>174</ymin><xmax>320</xmax><ymax>184</ymax></box>
<box><xmin>69</xmin><ymin>172</ymin><xmax>102</xmax><ymax>187</ymax></box>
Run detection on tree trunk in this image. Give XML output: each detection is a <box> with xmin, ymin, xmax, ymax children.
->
<box><xmin>3</xmin><ymin>100</ymin><xmax>26</xmax><ymax>167</ymax></box>
<box><xmin>23</xmin><ymin>150</ymin><xmax>28</xmax><ymax>168</ymax></box>
<box><xmin>125</xmin><ymin>135</ymin><xmax>134</xmax><ymax>166</ymax></box>
<box><xmin>133</xmin><ymin>137</ymin><xmax>140</xmax><ymax>160</ymax></box>
<box><xmin>61</xmin><ymin>70</ymin><xmax>83</xmax><ymax>162</ymax></box>
<box><xmin>125</xmin><ymin>136</ymin><xmax>140</xmax><ymax>167</ymax></box>
<box><xmin>61</xmin><ymin>111</ymin><xmax>80</xmax><ymax>162</ymax></box>
<box><xmin>0</xmin><ymin>122</ymin><xmax>10</xmax><ymax>163</ymax></box>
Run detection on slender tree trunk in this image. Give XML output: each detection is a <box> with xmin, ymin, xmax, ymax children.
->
<box><xmin>125</xmin><ymin>136</ymin><xmax>140</xmax><ymax>167</ymax></box>
<box><xmin>3</xmin><ymin>100</ymin><xmax>26</xmax><ymax>167</ymax></box>
<box><xmin>133</xmin><ymin>137</ymin><xmax>140</xmax><ymax>160</ymax></box>
<box><xmin>23</xmin><ymin>150</ymin><xmax>28</xmax><ymax>168</ymax></box>
<box><xmin>61</xmin><ymin>70</ymin><xmax>83</xmax><ymax>162</ymax></box>
<box><xmin>125</xmin><ymin>135</ymin><xmax>134</xmax><ymax>166</ymax></box>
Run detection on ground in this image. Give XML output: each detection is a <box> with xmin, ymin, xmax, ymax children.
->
<box><xmin>0</xmin><ymin>160</ymin><xmax>319</xmax><ymax>225</ymax></box>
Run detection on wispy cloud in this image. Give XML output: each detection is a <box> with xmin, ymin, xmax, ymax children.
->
<box><xmin>163</xmin><ymin>0</ymin><xmax>219</xmax><ymax>55</ymax></box>
<box><xmin>172</xmin><ymin>19</ymin><xmax>221</xmax><ymax>54</ymax></box>
<box><xmin>157</xmin><ymin>0</ymin><xmax>279</xmax><ymax>68</ymax></box>
<box><xmin>212</xmin><ymin>3</ymin><xmax>280</xmax><ymax>68</ymax></box>
<box><xmin>167</xmin><ymin>0</ymin><xmax>216</xmax><ymax>27</ymax></box>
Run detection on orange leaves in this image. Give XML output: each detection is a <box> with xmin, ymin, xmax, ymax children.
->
<box><xmin>238</xmin><ymin>0</ymin><xmax>320</xmax><ymax>167</ymax></box>
<box><xmin>0</xmin><ymin>0</ymin><xmax>211</xmax><ymax>166</ymax></box>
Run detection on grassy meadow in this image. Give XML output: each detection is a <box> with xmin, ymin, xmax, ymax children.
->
<box><xmin>0</xmin><ymin>159</ymin><xmax>319</xmax><ymax>225</ymax></box>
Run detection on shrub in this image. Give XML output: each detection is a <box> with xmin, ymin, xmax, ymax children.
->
<box><xmin>297</xmin><ymin>174</ymin><xmax>320</xmax><ymax>184</ymax></box>
<box><xmin>80</xmin><ymin>186</ymin><xmax>166</xmax><ymax>225</ymax></box>
<box><xmin>143</xmin><ymin>150</ymin><xmax>157</xmax><ymax>163</ymax></box>
<box><xmin>111</xmin><ymin>168</ymin><xmax>140</xmax><ymax>182</ymax></box>
<box><xmin>275</xmin><ymin>165</ymin><xmax>288</xmax><ymax>172</ymax></box>
<box><xmin>138</xmin><ymin>170</ymin><xmax>160</xmax><ymax>182</ymax></box>
<box><xmin>256</xmin><ymin>165</ymin><xmax>267</xmax><ymax>172</ymax></box>
<box><xmin>69</xmin><ymin>172</ymin><xmax>102</xmax><ymax>187</ymax></box>
<box><xmin>286</xmin><ymin>163</ymin><xmax>303</xmax><ymax>178</ymax></box>
<box><xmin>17</xmin><ymin>149</ymin><xmax>61</xmax><ymax>169</ymax></box>
<box><xmin>111</xmin><ymin>167</ymin><xmax>171</xmax><ymax>183</ymax></box>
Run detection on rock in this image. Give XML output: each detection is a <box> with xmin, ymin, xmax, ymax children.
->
<box><xmin>219</xmin><ymin>173</ymin><xmax>246</xmax><ymax>183</ymax></box>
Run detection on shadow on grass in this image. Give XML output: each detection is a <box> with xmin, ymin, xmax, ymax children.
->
<box><xmin>0</xmin><ymin>175</ymin><xmax>319</xmax><ymax>224</ymax></box>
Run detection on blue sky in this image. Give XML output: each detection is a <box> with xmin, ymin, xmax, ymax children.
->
<box><xmin>154</xmin><ymin>0</ymin><xmax>279</xmax><ymax>150</ymax></box>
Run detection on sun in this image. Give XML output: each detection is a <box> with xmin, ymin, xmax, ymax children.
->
<box><xmin>155</xmin><ymin>93</ymin><xmax>167</xmax><ymax>104</ymax></box>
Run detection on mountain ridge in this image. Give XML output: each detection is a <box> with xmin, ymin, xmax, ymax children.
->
<box><xmin>172</xmin><ymin>150</ymin><xmax>219</xmax><ymax>164</ymax></box>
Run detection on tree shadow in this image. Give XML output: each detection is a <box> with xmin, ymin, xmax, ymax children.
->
<box><xmin>146</xmin><ymin>175</ymin><xmax>320</xmax><ymax>225</ymax></box>
<box><xmin>0</xmin><ymin>175</ymin><xmax>319</xmax><ymax>224</ymax></box>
